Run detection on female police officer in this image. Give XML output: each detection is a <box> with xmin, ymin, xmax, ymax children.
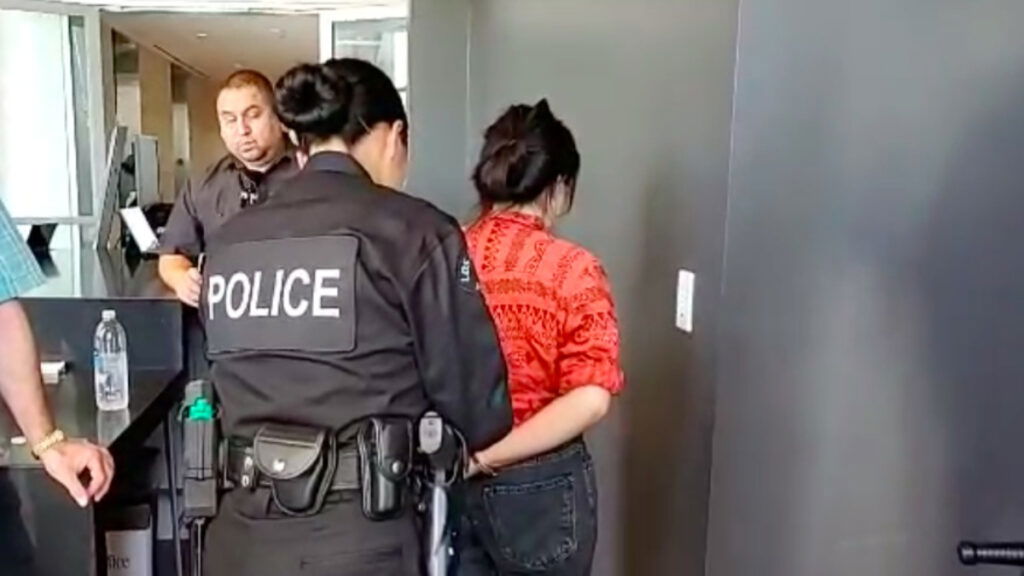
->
<box><xmin>199</xmin><ymin>58</ymin><xmax>513</xmax><ymax>576</ymax></box>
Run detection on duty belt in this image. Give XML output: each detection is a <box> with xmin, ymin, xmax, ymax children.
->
<box><xmin>223</xmin><ymin>439</ymin><xmax>360</xmax><ymax>492</ymax></box>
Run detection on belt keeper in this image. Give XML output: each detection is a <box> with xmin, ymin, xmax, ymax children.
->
<box><xmin>241</xmin><ymin>454</ymin><xmax>255</xmax><ymax>490</ymax></box>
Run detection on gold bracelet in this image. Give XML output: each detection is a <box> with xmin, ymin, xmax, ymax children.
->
<box><xmin>31</xmin><ymin>429</ymin><xmax>66</xmax><ymax>459</ymax></box>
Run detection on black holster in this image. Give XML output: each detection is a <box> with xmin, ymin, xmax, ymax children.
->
<box><xmin>252</xmin><ymin>423</ymin><xmax>337</xmax><ymax>517</ymax></box>
<box><xmin>358</xmin><ymin>417</ymin><xmax>414</xmax><ymax>521</ymax></box>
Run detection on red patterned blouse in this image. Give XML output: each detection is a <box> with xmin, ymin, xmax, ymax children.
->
<box><xmin>465</xmin><ymin>211</ymin><xmax>624</xmax><ymax>426</ymax></box>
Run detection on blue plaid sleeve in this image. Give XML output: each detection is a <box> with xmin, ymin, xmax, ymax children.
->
<box><xmin>0</xmin><ymin>201</ymin><xmax>44</xmax><ymax>303</ymax></box>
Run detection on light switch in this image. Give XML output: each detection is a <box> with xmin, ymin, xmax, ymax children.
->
<box><xmin>676</xmin><ymin>270</ymin><xmax>695</xmax><ymax>333</ymax></box>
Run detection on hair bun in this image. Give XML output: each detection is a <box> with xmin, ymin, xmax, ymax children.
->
<box><xmin>527</xmin><ymin>98</ymin><xmax>553</xmax><ymax>123</ymax></box>
<box><xmin>472</xmin><ymin>100</ymin><xmax>580</xmax><ymax>208</ymax></box>
<box><xmin>274</xmin><ymin>63</ymin><xmax>352</xmax><ymax>136</ymax></box>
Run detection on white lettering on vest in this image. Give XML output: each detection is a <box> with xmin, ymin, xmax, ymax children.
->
<box><xmin>283</xmin><ymin>269</ymin><xmax>311</xmax><ymax>317</ymax></box>
<box><xmin>270</xmin><ymin>269</ymin><xmax>285</xmax><ymax>317</ymax></box>
<box><xmin>313</xmin><ymin>269</ymin><xmax>341</xmax><ymax>318</ymax></box>
<box><xmin>226</xmin><ymin>273</ymin><xmax>250</xmax><ymax>319</ymax></box>
<box><xmin>207</xmin><ymin>274</ymin><xmax>226</xmax><ymax>320</ymax></box>
<box><xmin>248</xmin><ymin>271</ymin><xmax>270</xmax><ymax>317</ymax></box>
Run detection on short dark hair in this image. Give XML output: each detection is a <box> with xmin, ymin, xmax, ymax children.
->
<box><xmin>273</xmin><ymin>58</ymin><xmax>407</xmax><ymax>149</ymax></box>
<box><xmin>220</xmin><ymin>69</ymin><xmax>275</xmax><ymax>104</ymax></box>
<box><xmin>472</xmin><ymin>99</ymin><xmax>580</xmax><ymax>211</ymax></box>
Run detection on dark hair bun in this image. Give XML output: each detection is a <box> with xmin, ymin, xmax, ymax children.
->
<box><xmin>274</xmin><ymin>58</ymin><xmax>407</xmax><ymax>148</ymax></box>
<box><xmin>274</xmin><ymin>63</ymin><xmax>352</xmax><ymax>137</ymax></box>
<box><xmin>473</xmin><ymin>99</ymin><xmax>580</xmax><ymax>208</ymax></box>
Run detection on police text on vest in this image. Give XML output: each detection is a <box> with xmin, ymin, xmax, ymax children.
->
<box><xmin>206</xmin><ymin>268</ymin><xmax>342</xmax><ymax>320</ymax></box>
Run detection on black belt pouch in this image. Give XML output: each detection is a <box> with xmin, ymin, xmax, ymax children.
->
<box><xmin>253</xmin><ymin>423</ymin><xmax>336</xmax><ymax>516</ymax></box>
<box><xmin>358</xmin><ymin>418</ymin><xmax>413</xmax><ymax>521</ymax></box>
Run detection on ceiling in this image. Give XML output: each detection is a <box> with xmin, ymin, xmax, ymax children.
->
<box><xmin>47</xmin><ymin>1</ymin><xmax>403</xmax><ymax>13</ymax></box>
<box><xmin>105</xmin><ymin>12</ymin><xmax>320</xmax><ymax>82</ymax></box>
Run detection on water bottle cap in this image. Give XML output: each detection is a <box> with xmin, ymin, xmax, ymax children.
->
<box><xmin>102</xmin><ymin>310</ymin><xmax>116</xmax><ymax>321</ymax></box>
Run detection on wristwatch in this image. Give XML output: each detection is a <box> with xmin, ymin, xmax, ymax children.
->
<box><xmin>31</xmin><ymin>429</ymin><xmax>66</xmax><ymax>459</ymax></box>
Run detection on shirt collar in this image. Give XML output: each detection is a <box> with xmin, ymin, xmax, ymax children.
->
<box><xmin>485</xmin><ymin>210</ymin><xmax>546</xmax><ymax>231</ymax></box>
<box><xmin>305</xmin><ymin>151</ymin><xmax>372</xmax><ymax>180</ymax></box>
<box><xmin>228</xmin><ymin>148</ymin><xmax>295</xmax><ymax>176</ymax></box>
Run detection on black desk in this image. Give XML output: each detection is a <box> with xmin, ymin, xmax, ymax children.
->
<box><xmin>0</xmin><ymin>369</ymin><xmax>183</xmax><ymax>576</ymax></box>
<box><xmin>0</xmin><ymin>369</ymin><xmax>182</xmax><ymax>467</ymax></box>
<box><xmin>1</xmin><ymin>238</ymin><xmax>191</xmax><ymax>576</ymax></box>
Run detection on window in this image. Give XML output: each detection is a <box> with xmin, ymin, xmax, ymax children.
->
<box><xmin>331</xmin><ymin>19</ymin><xmax>409</xmax><ymax>106</ymax></box>
<box><xmin>0</xmin><ymin>9</ymin><xmax>80</xmax><ymax>221</ymax></box>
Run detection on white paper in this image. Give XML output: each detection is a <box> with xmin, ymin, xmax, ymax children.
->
<box><xmin>40</xmin><ymin>361</ymin><xmax>66</xmax><ymax>385</ymax></box>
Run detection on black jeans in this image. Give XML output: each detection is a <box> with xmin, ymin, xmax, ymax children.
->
<box><xmin>0</xmin><ymin>471</ymin><xmax>34</xmax><ymax>576</ymax></box>
<box><xmin>454</xmin><ymin>440</ymin><xmax>598</xmax><ymax>576</ymax></box>
<box><xmin>204</xmin><ymin>489</ymin><xmax>422</xmax><ymax>575</ymax></box>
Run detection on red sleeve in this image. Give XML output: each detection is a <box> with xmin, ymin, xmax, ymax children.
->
<box><xmin>557</xmin><ymin>258</ymin><xmax>624</xmax><ymax>395</ymax></box>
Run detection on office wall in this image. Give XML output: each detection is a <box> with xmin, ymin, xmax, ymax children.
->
<box><xmin>185</xmin><ymin>75</ymin><xmax>224</xmax><ymax>182</ymax></box>
<box><xmin>138</xmin><ymin>46</ymin><xmax>175</xmax><ymax>202</ymax></box>
<box><xmin>416</xmin><ymin>2</ymin><xmax>739</xmax><ymax>574</ymax></box>
<box><xmin>115</xmin><ymin>75</ymin><xmax>142</xmax><ymax>134</ymax></box>
<box><xmin>706</xmin><ymin>1</ymin><xmax>1024</xmax><ymax>575</ymax></box>
<box><xmin>106</xmin><ymin>25</ymin><xmax>223</xmax><ymax>198</ymax></box>
<box><xmin>407</xmin><ymin>0</ymin><xmax>470</xmax><ymax>217</ymax></box>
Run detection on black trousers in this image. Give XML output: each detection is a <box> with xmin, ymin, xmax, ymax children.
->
<box><xmin>454</xmin><ymin>440</ymin><xmax>598</xmax><ymax>576</ymax></box>
<box><xmin>0</xmin><ymin>471</ymin><xmax>34</xmax><ymax>576</ymax></box>
<box><xmin>204</xmin><ymin>489</ymin><xmax>422</xmax><ymax>576</ymax></box>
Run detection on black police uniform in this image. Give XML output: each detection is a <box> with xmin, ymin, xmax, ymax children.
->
<box><xmin>159</xmin><ymin>152</ymin><xmax>298</xmax><ymax>259</ymax></box>
<box><xmin>160</xmin><ymin>152</ymin><xmax>297</xmax><ymax>379</ymax></box>
<box><xmin>200</xmin><ymin>151</ymin><xmax>513</xmax><ymax>576</ymax></box>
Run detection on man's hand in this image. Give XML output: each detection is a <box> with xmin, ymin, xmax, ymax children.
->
<box><xmin>174</xmin><ymin>267</ymin><xmax>202</xmax><ymax>308</ymax></box>
<box><xmin>159</xmin><ymin>255</ymin><xmax>202</xmax><ymax>308</ymax></box>
<box><xmin>39</xmin><ymin>440</ymin><xmax>115</xmax><ymax>507</ymax></box>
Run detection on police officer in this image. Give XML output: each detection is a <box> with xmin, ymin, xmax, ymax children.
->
<box><xmin>199</xmin><ymin>58</ymin><xmax>513</xmax><ymax>576</ymax></box>
<box><xmin>158</xmin><ymin>69</ymin><xmax>297</xmax><ymax>307</ymax></box>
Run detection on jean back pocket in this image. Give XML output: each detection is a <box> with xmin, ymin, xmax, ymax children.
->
<box><xmin>482</xmin><ymin>474</ymin><xmax>578</xmax><ymax>571</ymax></box>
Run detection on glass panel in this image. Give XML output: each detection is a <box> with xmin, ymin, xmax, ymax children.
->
<box><xmin>0</xmin><ymin>9</ymin><xmax>76</xmax><ymax>219</ymax></box>
<box><xmin>332</xmin><ymin>18</ymin><xmax>408</xmax><ymax>90</ymax></box>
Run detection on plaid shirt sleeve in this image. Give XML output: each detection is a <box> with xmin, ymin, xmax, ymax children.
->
<box><xmin>0</xmin><ymin>201</ymin><xmax>44</xmax><ymax>303</ymax></box>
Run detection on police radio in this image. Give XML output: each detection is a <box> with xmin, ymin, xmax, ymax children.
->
<box><xmin>181</xmin><ymin>380</ymin><xmax>220</xmax><ymax>576</ymax></box>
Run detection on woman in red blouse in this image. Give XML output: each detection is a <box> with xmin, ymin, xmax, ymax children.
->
<box><xmin>456</xmin><ymin>100</ymin><xmax>624</xmax><ymax>576</ymax></box>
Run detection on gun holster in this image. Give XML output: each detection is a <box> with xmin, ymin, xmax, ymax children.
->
<box><xmin>253</xmin><ymin>423</ymin><xmax>337</xmax><ymax>517</ymax></box>
<box><xmin>358</xmin><ymin>417</ymin><xmax>414</xmax><ymax>521</ymax></box>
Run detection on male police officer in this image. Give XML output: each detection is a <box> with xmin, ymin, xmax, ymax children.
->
<box><xmin>158</xmin><ymin>70</ymin><xmax>297</xmax><ymax>307</ymax></box>
<box><xmin>197</xmin><ymin>58</ymin><xmax>512</xmax><ymax>576</ymax></box>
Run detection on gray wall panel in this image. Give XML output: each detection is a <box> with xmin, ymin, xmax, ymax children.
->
<box><xmin>708</xmin><ymin>2</ymin><xmax>1024</xmax><ymax>575</ymax></box>
<box><xmin>467</xmin><ymin>2</ymin><xmax>738</xmax><ymax>574</ymax></box>
<box><xmin>408</xmin><ymin>0</ymin><xmax>471</xmax><ymax>217</ymax></box>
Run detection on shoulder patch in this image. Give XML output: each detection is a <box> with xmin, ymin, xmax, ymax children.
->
<box><xmin>457</xmin><ymin>253</ymin><xmax>479</xmax><ymax>292</ymax></box>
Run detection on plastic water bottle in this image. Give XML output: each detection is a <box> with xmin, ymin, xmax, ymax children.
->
<box><xmin>93</xmin><ymin>310</ymin><xmax>129</xmax><ymax>411</ymax></box>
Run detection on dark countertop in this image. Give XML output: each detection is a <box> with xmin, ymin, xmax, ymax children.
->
<box><xmin>25</xmin><ymin>248</ymin><xmax>173</xmax><ymax>301</ymax></box>
<box><xmin>14</xmin><ymin>223</ymin><xmax>174</xmax><ymax>300</ymax></box>
<box><xmin>0</xmin><ymin>368</ymin><xmax>182</xmax><ymax>468</ymax></box>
